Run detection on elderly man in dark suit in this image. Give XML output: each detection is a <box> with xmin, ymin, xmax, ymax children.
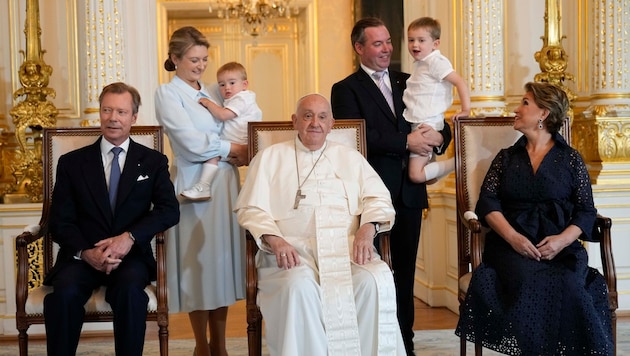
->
<box><xmin>43</xmin><ymin>82</ymin><xmax>180</xmax><ymax>356</ymax></box>
<box><xmin>331</xmin><ymin>17</ymin><xmax>452</xmax><ymax>355</ymax></box>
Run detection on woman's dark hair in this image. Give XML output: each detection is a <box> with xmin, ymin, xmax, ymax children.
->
<box><xmin>164</xmin><ymin>26</ymin><xmax>210</xmax><ymax>72</ymax></box>
<box><xmin>524</xmin><ymin>82</ymin><xmax>569</xmax><ymax>134</ymax></box>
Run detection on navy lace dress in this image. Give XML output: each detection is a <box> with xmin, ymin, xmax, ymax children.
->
<box><xmin>455</xmin><ymin>133</ymin><xmax>613</xmax><ymax>355</ymax></box>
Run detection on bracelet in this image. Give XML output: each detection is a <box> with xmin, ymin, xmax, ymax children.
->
<box><xmin>128</xmin><ymin>231</ymin><xmax>136</xmax><ymax>242</ymax></box>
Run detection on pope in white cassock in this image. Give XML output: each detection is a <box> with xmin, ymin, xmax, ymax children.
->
<box><xmin>235</xmin><ymin>94</ymin><xmax>406</xmax><ymax>355</ymax></box>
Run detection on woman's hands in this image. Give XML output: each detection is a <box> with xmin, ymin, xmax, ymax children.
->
<box><xmin>508</xmin><ymin>233</ymin><xmax>542</xmax><ymax>261</ymax></box>
<box><xmin>227</xmin><ymin>143</ymin><xmax>248</xmax><ymax>166</ymax></box>
<box><xmin>486</xmin><ymin>210</ymin><xmax>583</xmax><ymax>262</ymax></box>
<box><xmin>508</xmin><ymin>228</ymin><xmax>580</xmax><ymax>261</ymax></box>
<box><xmin>536</xmin><ymin>225</ymin><xmax>582</xmax><ymax>260</ymax></box>
<box><xmin>486</xmin><ymin>211</ymin><xmax>543</xmax><ymax>260</ymax></box>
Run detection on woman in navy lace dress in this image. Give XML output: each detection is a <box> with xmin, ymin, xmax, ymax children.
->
<box><xmin>455</xmin><ymin>82</ymin><xmax>613</xmax><ymax>355</ymax></box>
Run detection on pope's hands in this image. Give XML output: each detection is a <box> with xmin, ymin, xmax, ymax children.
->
<box><xmin>353</xmin><ymin>223</ymin><xmax>377</xmax><ymax>265</ymax></box>
<box><xmin>263</xmin><ymin>234</ymin><xmax>301</xmax><ymax>269</ymax></box>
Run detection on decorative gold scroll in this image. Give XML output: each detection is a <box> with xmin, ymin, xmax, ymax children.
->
<box><xmin>533</xmin><ymin>0</ymin><xmax>576</xmax><ymax>106</ymax></box>
<box><xmin>5</xmin><ymin>0</ymin><xmax>57</xmax><ymax>203</ymax></box>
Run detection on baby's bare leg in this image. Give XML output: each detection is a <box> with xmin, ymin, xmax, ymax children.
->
<box><xmin>409</xmin><ymin>154</ymin><xmax>432</xmax><ymax>183</ymax></box>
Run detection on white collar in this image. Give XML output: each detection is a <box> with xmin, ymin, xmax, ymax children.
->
<box><xmin>101</xmin><ymin>136</ymin><xmax>131</xmax><ymax>155</ymax></box>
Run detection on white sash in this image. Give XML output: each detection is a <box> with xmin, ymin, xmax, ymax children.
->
<box><xmin>315</xmin><ymin>205</ymin><xmax>361</xmax><ymax>355</ymax></box>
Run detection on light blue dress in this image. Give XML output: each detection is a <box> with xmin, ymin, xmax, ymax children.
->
<box><xmin>155</xmin><ymin>75</ymin><xmax>245</xmax><ymax>312</ymax></box>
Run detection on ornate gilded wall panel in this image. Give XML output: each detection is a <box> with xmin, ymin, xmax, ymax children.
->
<box><xmin>10</xmin><ymin>0</ymin><xmax>80</xmax><ymax>122</ymax></box>
<box><xmin>575</xmin><ymin>116</ymin><xmax>630</xmax><ymax>161</ymax></box>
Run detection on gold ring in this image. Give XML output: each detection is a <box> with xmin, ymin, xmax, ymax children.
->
<box><xmin>280</xmin><ymin>253</ymin><xmax>287</xmax><ymax>257</ymax></box>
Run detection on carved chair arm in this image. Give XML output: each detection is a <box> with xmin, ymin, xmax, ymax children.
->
<box><xmin>245</xmin><ymin>231</ymin><xmax>260</xmax><ymax>326</ymax></box>
<box><xmin>15</xmin><ymin>224</ymin><xmax>46</xmax><ymax>316</ymax></box>
<box><xmin>592</xmin><ymin>215</ymin><xmax>617</xmax><ymax>310</ymax></box>
<box><xmin>154</xmin><ymin>232</ymin><xmax>168</xmax><ymax>319</ymax></box>
<box><xmin>377</xmin><ymin>231</ymin><xmax>392</xmax><ymax>269</ymax></box>
<box><xmin>459</xmin><ymin>210</ymin><xmax>484</xmax><ymax>271</ymax></box>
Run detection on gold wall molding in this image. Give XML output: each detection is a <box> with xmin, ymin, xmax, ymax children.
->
<box><xmin>591</xmin><ymin>93</ymin><xmax>630</xmax><ymax>101</ymax></box>
<box><xmin>469</xmin><ymin>107</ymin><xmax>511</xmax><ymax>118</ymax></box>
<box><xmin>585</xmin><ymin>104</ymin><xmax>630</xmax><ymax>117</ymax></box>
<box><xmin>574</xmin><ymin>115</ymin><xmax>630</xmax><ymax>163</ymax></box>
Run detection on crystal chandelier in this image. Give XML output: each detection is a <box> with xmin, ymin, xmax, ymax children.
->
<box><xmin>209</xmin><ymin>0</ymin><xmax>299</xmax><ymax>37</ymax></box>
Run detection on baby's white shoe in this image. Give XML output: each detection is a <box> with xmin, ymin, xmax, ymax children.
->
<box><xmin>181</xmin><ymin>183</ymin><xmax>211</xmax><ymax>201</ymax></box>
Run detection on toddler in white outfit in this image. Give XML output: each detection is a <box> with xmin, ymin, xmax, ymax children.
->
<box><xmin>403</xmin><ymin>17</ymin><xmax>470</xmax><ymax>183</ymax></box>
<box><xmin>182</xmin><ymin>61</ymin><xmax>262</xmax><ymax>200</ymax></box>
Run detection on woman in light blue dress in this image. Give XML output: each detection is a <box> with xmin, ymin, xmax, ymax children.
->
<box><xmin>155</xmin><ymin>26</ymin><xmax>246</xmax><ymax>356</ymax></box>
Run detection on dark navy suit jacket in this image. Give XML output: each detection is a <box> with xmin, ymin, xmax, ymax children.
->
<box><xmin>45</xmin><ymin>136</ymin><xmax>179</xmax><ymax>283</ymax></box>
<box><xmin>331</xmin><ymin>68</ymin><xmax>452</xmax><ymax>209</ymax></box>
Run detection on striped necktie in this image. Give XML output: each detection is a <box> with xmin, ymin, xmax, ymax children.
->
<box><xmin>373</xmin><ymin>71</ymin><xmax>395</xmax><ymax>114</ymax></box>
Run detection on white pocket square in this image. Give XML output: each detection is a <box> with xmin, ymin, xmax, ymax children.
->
<box><xmin>137</xmin><ymin>175</ymin><xmax>149</xmax><ymax>181</ymax></box>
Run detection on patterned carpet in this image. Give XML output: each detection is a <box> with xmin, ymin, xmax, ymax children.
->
<box><xmin>3</xmin><ymin>324</ymin><xmax>628</xmax><ymax>355</ymax></box>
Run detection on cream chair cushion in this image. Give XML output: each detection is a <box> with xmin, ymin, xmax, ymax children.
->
<box><xmin>25</xmin><ymin>284</ymin><xmax>159</xmax><ymax>315</ymax></box>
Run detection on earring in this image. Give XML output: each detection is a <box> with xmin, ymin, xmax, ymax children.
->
<box><xmin>538</xmin><ymin>119</ymin><xmax>543</xmax><ymax>129</ymax></box>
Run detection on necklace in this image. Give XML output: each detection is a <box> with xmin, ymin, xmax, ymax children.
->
<box><xmin>293</xmin><ymin>140</ymin><xmax>327</xmax><ymax>209</ymax></box>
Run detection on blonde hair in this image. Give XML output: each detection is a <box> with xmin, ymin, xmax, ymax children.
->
<box><xmin>217</xmin><ymin>62</ymin><xmax>247</xmax><ymax>80</ymax></box>
<box><xmin>164</xmin><ymin>26</ymin><xmax>210</xmax><ymax>72</ymax></box>
<box><xmin>407</xmin><ymin>17</ymin><xmax>441</xmax><ymax>40</ymax></box>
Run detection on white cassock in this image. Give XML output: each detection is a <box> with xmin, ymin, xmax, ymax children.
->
<box><xmin>235</xmin><ymin>138</ymin><xmax>406</xmax><ymax>356</ymax></box>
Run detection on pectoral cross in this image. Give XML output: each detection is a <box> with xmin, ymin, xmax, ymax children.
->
<box><xmin>293</xmin><ymin>189</ymin><xmax>306</xmax><ymax>209</ymax></box>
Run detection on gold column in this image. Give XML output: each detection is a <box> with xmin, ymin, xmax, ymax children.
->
<box><xmin>5</xmin><ymin>0</ymin><xmax>58</xmax><ymax>203</ymax></box>
<box><xmin>574</xmin><ymin>0</ymin><xmax>630</xmax><ymax>184</ymax></box>
<box><xmin>533</xmin><ymin>0</ymin><xmax>577</xmax><ymax>112</ymax></box>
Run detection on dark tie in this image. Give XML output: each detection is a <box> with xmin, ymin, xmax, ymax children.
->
<box><xmin>109</xmin><ymin>147</ymin><xmax>123</xmax><ymax>212</ymax></box>
<box><xmin>373</xmin><ymin>71</ymin><xmax>395</xmax><ymax>114</ymax></box>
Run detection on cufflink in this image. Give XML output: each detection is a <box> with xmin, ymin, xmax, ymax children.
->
<box><xmin>73</xmin><ymin>250</ymin><xmax>82</xmax><ymax>261</ymax></box>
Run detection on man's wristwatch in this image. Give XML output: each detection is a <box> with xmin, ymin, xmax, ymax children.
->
<box><xmin>370</xmin><ymin>222</ymin><xmax>380</xmax><ymax>238</ymax></box>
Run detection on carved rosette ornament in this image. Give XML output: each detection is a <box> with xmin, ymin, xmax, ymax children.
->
<box><xmin>7</xmin><ymin>0</ymin><xmax>57</xmax><ymax>203</ymax></box>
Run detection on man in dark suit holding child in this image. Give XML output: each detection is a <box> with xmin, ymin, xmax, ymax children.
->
<box><xmin>331</xmin><ymin>18</ymin><xmax>451</xmax><ymax>355</ymax></box>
